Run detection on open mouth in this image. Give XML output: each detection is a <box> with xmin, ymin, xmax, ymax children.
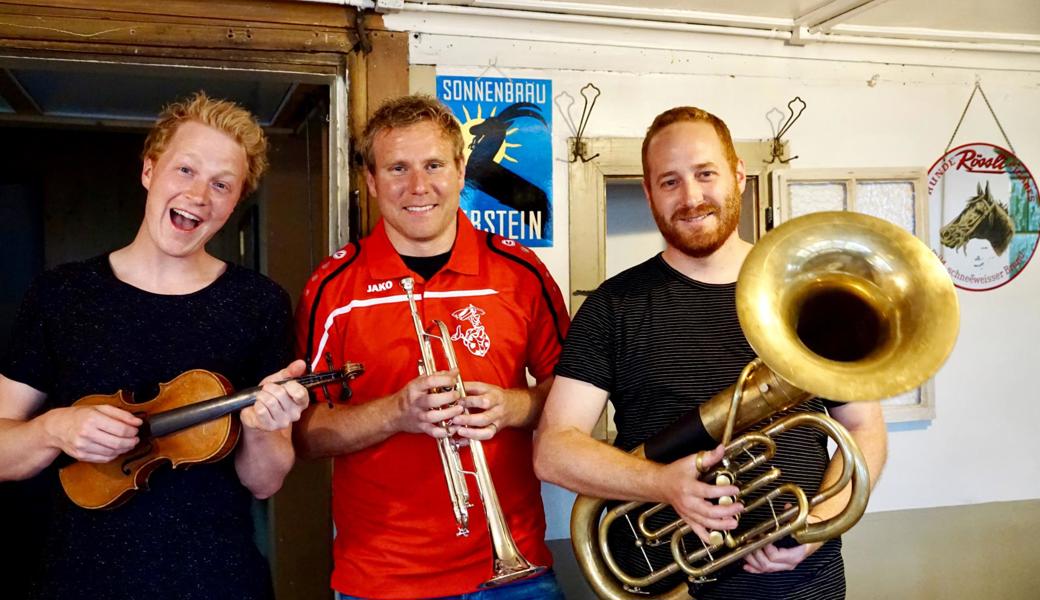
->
<box><xmin>405</xmin><ymin>205</ymin><xmax>436</xmax><ymax>214</ymax></box>
<box><xmin>170</xmin><ymin>208</ymin><xmax>202</xmax><ymax>231</ymax></box>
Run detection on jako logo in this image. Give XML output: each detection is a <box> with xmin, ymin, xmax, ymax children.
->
<box><xmin>367</xmin><ymin>280</ymin><xmax>393</xmax><ymax>293</ymax></box>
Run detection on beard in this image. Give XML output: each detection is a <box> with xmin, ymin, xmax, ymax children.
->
<box><xmin>650</xmin><ymin>185</ymin><xmax>742</xmax><ymax>258</ymax></box>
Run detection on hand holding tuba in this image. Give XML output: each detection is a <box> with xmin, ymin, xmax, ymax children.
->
<box><xmin>571</xmin><ymin>212</ymin><xmax>959</xmax><ymax>600</ymax></box>
<box><xmin>401</xmin><ymin>277</ymin><xmax>544</xmax><ymax>588</ymax></box>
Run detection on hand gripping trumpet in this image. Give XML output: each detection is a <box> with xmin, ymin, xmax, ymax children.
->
<box><xmin>570</xmin><ymin>212</ymin><xmax>960</xmax><ymax>600</ymax></box>
<box><xmin>401</xmin><ymin>277</ymin><xmax>544</xmax><ymax>587</ymax></box>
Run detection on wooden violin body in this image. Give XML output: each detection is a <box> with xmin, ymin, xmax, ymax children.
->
<box><xmin>60</xmin><ymin>364</ymin><xmax>363</xmax><ymax>510</ymax></box>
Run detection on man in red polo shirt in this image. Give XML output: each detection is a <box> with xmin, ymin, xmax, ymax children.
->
<box><xmin>294</xmin><ymin>94</ymin><xmax>568</xmax><ymax>600</ymax></box>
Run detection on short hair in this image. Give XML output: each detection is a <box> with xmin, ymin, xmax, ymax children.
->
<box><xmin>142</xmin><ymin>91</ymin><xmax>268</xmax><ymax>197</ymax></box>
<box><xmin>359</xmin><ymin>94</ymin><xmax>464</xmax><ymax>173</ymax></box>
<box><xmin>641</xmin><ymin>106</ymin><xmax>739</xmax><ymax>182</ymax></box>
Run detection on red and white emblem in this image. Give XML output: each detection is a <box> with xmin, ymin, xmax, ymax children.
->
<box><xmin>450</xmin><ymin>304</ymin><xmax>491</xmax><ymax>357</ymax></box>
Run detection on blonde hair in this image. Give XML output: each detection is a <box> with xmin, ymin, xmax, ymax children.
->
<box><xmin>359</xmin><ymin>94</ymin><xmax>463</xmax><ymax>172</ymax></box>
<box><xmin>641</xmin><ymin>106</ymin><xmax>739</xmax><ymax>182</ymax></box>
<box><xmin>142</xmin><ymin>91</ymin><xmax>269</xmax><ymax>196</ymax></box>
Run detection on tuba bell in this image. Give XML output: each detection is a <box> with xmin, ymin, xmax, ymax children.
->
<box><xmin>401</xmin><ymin>277</ymin><xmax>544</xmax><ymax>588</ymax></box>
<box><xmin>570</xmin><ymin>211</ymin><xmax>960</xmax><ymax>600</ymax></box>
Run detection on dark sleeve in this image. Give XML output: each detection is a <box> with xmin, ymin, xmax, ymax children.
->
<box><xmin>554</xmin><ymin>287</ymin><xmax>615</xmax><ymax>392</ymax></box>
<box><xmin>1</xmin><ymin>273</ymin><xmax>55</xmax><ymax>395</ymax></box>
<box><xmin>821</xmin><ymin>399</ymin><xmax>843</xmax><ymax>413</ymax></box>
<box><xmin>250</xmin><ymin>282</ymin><xmax>294</xmax><ymax>383</ymax></box>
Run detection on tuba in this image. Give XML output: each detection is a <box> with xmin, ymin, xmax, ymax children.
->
<box><xmin>401</xmin><ymin>277</ymin><xmax>544</xmax><ymax>587</ymax></box>
<box><xmin>571</xmin><ymin>211</ymin><xmax>960</xmax><ymax>600</ymax></box>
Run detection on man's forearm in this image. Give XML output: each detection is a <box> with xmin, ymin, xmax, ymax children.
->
<box><xmin>535</xmin><ymin>428</ymin><xmax>666</xmax><ymax>502</ymax></box>
<box><xmin>235</xmin><ymin>427</ymin><xmax>294</xmax><ymax>499</ymax></box>
<box><xmin>0</xmin><ymin>416</ymin><xmax>62</xmax><ymax>481</ymax></box>
<box><xmin>811</xmin><ymin>413</ymin><xmax>887</xmax><ymax>521</ymax></box>
<box><xmin>502</xmin><ymin>378</ymin><xmax>553</xmax><ymax>429</ymax></box>
<box><xmin>294</xmin><ymin>394</ymin><xmax>400</xmax><ymax>459</ymax></box>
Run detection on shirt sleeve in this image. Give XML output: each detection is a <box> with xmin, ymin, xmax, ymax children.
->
<box><xmin>1</xmin><ymin>273</ymin><xmax>55</xmax><ymax>396</ymax></box>
<box><xmin>293</xmin><ymin>267</ymin><xmax>346</xmax><ymax>405</ymax></box>
<box><xmin>522</xmin><ymin>257</ymin><xmax>571</xmax><ymax>383</ymax></box>
<box><xmin>253</xmin><ymin>285</ymin><xmax>294</xmax><ymax>382</ymax></box>
<box><xmin>554</xmin><ymin>287</ymin><xmax>615</xmax><ymax>393</ymax></box>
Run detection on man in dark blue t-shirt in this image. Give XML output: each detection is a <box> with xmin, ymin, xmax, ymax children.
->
<box><xmin>534</xmin><ymin>106</ymin><xmax>888</xmax><ymax>600</ymax></box>
<box><xmin>0</xmin><ymin>92</ymin><xmax>309</xmax><ymax>600</ymax></box>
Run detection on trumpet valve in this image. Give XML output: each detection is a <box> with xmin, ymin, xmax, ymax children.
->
<box><xmin>707</xmin><ymin>531</ymin><xmax>724</xmax><ymax>547</ymax></box>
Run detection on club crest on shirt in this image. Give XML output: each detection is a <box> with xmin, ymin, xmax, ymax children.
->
<box><xmin>450</xmin><ymin>304</ymin><xmax>491</xmax><ymax>357</ymax></box>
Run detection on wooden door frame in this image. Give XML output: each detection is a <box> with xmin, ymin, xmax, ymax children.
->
<box><xmin>0</xmin><ymin>3</ymin><xmax>411</xmax><ymax>598</ymax></box>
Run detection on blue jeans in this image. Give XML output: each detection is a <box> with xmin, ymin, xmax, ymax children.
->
<box><xmin>338</xmin><ymin>570</ymin><xmax>566</xmax><ymax>600</ymax></box>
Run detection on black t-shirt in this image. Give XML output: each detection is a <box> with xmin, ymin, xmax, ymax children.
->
<box><xmin>557</xmin><ymin>254</ymin><xmax>845</xmax><ymax>600</ymax></box>
<box><xmin>1</xmin><ymin>255</ymin><xmax>292</xmax><ymax>600</ymax></box>
<box><xmin>401</xmin><ymin>250</ymin><xmax>452</xmax><ymax>281</ymax></box>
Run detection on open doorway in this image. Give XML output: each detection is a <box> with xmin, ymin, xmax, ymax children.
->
<box><xmin>0</xmin><ymin>56</ymin><xmax>344</xmax><ymax>600</ymax></box>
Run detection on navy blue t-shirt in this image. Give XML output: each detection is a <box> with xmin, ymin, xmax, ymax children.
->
<box><xmin>556</xmin><ymin>254</ymin><xmax>845</xmax><ymax>600</ymax></box>
<box><xmin>2</xmin><ymin>255</ymin><xmax>292</xmax><ymax>600</ymax></box>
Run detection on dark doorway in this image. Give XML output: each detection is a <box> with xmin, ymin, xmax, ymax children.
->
<box><xmin>0</xmin><ymin>58</ymin><xmax>334</xmax><ymax>600</ymax></box>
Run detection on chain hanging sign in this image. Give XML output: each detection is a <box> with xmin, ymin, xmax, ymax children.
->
<box><xmin>928</xmin><ymin>83</ymin><xmax>1038</xmax><ymax>291</ymax></box>
<box><xmin>929</xmin><ymin>143</ymin><xmax>1038</xmax><ymax>291</ymax></box>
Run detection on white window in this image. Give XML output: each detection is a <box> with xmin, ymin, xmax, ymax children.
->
<box><xmin>774</xmin><ymin>168</ymin><xmax>934</xmax><ymax>422</ymax></box>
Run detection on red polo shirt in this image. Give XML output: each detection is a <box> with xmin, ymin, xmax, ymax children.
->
<box><xmin>295</xmin><ymin>213</ymin><xmax>569</xmax><ymax>599</ymax></box>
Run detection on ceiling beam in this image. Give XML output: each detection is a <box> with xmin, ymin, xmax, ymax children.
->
<box><xmin>0</xmin><ymin>69</ymin><xmax>42</xmax><ymax>114</ymax></box>
<box><xmin>795</xmin><ymin>0</ymin><xmax>893</xmax><ymax>34</ymax></box>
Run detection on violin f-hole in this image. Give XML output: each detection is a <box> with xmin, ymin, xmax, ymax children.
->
<box><xmin>120</xmin><ymin>440</ymin><xmax>154</xmax><ymax>476</ymax></box>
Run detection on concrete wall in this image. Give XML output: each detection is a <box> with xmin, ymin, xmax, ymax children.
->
<box><xmin>391</xmin><ymin>7</ymin><xmax>1040</xmax><ymax>598</ymax></box>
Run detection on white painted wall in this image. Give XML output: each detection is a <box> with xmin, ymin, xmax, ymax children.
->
<box><xmin>389</xmin><ymin>9</ymin><xmax>1040</xmax><ymax>538</ymax></box>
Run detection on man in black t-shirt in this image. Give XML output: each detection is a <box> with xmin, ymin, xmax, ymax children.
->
<box><xmin>0</xmin><ymin>93</ymin><xmax>309</xmax><ymax>600</ymax></box>
<box><xmin>534</xmin><ymin>106</ymin><xmax>887</xmax><ymax>599</ymax></box>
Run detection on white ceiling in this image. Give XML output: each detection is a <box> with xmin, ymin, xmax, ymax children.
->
<box><xmin>417</xmin><ymin>0</ymin><xmax>1040</xmax><ymax>45</ymax></box>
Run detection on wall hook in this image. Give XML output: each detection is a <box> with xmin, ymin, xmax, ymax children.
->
<box><xmin>475</xmin><ymin>57</ymin><xmax>512</xmax><ymax>83</ymax></box>
<box><xmin>764</xmin><ymin>96</ymin><xmax>806</xmax><ymax>164</ymax></box>
<box><xmin>555</xmin><ymin>83</ymin><xmax>601</xmax><ymax>163</ymax></box>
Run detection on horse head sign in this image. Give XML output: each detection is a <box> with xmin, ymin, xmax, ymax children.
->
<box><xmin>929</xmin><ymin>143</ymin><xmax>1039</xmax><ymax>291</ymax></box>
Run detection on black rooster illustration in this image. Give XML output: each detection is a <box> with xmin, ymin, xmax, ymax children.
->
<box><xmin>465</xmin><ymin>102</ymin><xmax>550</xmax><ymax>238</ymax></box>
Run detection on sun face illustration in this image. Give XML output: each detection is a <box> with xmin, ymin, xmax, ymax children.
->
<box><xmin>457</xmin><ymin>104</ymin><xmax>522</xmax><ymax>164</ymax></box>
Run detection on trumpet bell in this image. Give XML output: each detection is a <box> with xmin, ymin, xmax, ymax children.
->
<box><xmin>737</xmin><ymin>211</ymin><xmax>959</xmax><ymax>402</ymax></box>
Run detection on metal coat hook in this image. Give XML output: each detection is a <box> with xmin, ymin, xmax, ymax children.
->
<box><xmin>352</xmin><ymin>9</ymin><xmax>373</xmax><ymax>54</ymax></box>
<box><xmin>555</xmin><ymin>83</ymin><xmax>601</xmax><ymax>163</ymax></box>
<box><xmin>554</xmin><ymin>91</ymin><xmax>578</xmax><ymax>135</ymax></box>
<box><xmin>475</xmin><ymin>57</ymin><xmax>512</xmax><ymax>83</ymax></box>
<box><xmin>764</xmin><ymin>96</ymin><xmax>806</xmax><ymax>164</ymax></box>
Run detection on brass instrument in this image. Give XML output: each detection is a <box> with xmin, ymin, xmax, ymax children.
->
<box><xmin>571</xmin><ymin>211</ymin><xmax>960</xmax><ymax>600</ymax></box>
<box><xmin>401</xmin><ymin>277</ymin><xmax>544</xmax><ymax>587</ymax></box>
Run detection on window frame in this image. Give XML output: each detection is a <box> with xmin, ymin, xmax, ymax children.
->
<box><xmin>773</xmin><ymin>167</ymin><xmax>936</xmax><ymax>423</ymax></box>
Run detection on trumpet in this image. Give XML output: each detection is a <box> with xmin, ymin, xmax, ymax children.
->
<box><xmin>401</xmin><ymin>277</ymin><xmax>544</xmax><ymax>588</ymax></box>
<box><xmin>571</xmin><ymin>211</ymin><xmax>960</xmax><ymax>599</ymax></box>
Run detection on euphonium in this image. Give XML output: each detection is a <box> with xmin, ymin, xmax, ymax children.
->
<box><xmin>571</xmin><ymin>211</ymin><xmax>960</xmax><ymax>600</ymax></box>
<box><xmin>401</xmin><ymin>277</ymin><xmax>544</xmax><ymax>587</ymax></box>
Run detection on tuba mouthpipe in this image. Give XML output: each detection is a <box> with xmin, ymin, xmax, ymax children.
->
<box><xmin>643</xmin><ymin>368</ymin><xmax>810</xmax><ymax>464</ymax></box>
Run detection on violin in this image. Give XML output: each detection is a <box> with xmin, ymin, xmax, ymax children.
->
<box><xmin>59</xmin><ymin>364</ymin><xmax>364</xmax><ymax>509</ymax></box>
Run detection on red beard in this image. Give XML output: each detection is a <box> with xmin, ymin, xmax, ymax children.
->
<box><xmin>651</xmin><ymin>186</ymin><xmax>741</xmax><ymax>258</ymax></box>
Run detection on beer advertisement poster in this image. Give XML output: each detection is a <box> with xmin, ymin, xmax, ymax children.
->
<box><xmin>928</xmin><ymin>142</ymin><xmax>1039</xmax><ymax>291</ymax></box>
<box><xmin>437</xmin><ymin>74</ymin><xmax>554</xmax><ymax>247</ymax></box>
